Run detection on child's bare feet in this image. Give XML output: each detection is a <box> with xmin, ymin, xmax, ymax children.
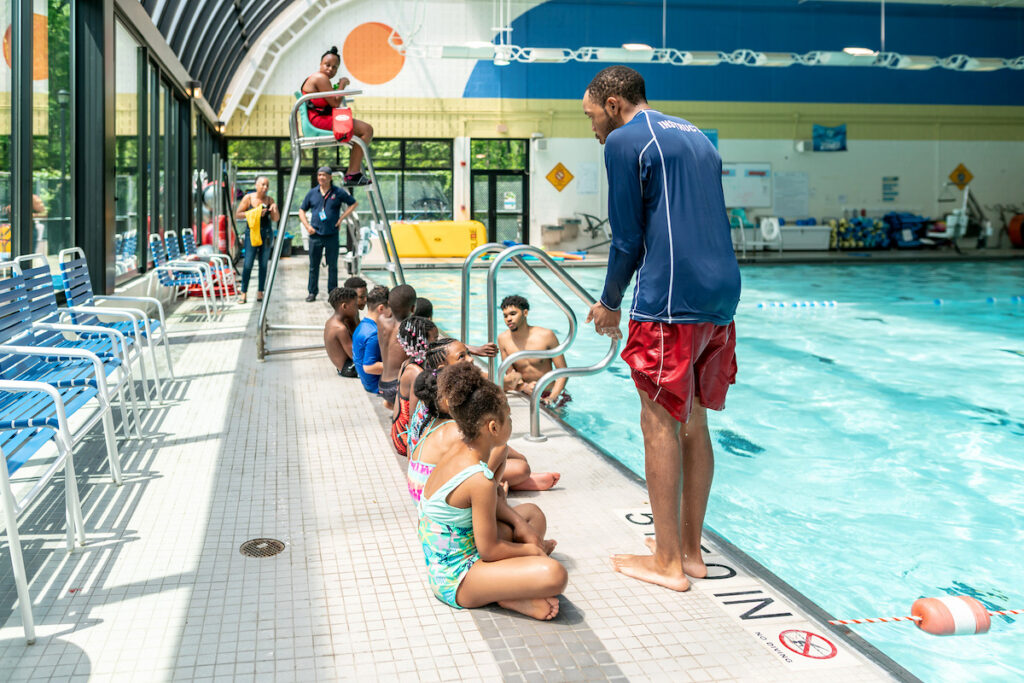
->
<box><xmin>511</xmin><ymin>472</ymin><xmax>561</xmax><ymax>491</ymax></box>
<box><xmin>542</xmin><ymin>539</ymin><xmax>557</xmax><ymax>555</ymax></box>
<box><xmin>643</xmin><ymin>538</ymin><xmax>708</xmax><ymax>578</ymax></box>
<box><xmin>498</xmin><ymin>597</ymin><xmax>560</xmax><ymax>620</ymax></box>
<box><xmin>611</xmin><ymin>553</ymin><xmax>691</xmax><ymax>591</ymax></box>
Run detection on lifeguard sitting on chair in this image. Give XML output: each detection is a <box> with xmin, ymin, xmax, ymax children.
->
<box><xmin>301</xmin><ymin>46</ymin><xmax>374</xmax><ymax>186</ymax></box>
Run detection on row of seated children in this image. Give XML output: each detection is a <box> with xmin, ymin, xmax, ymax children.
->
<box><xmin>404</xmin><ymin>351</ymin><xmax>568</xmax><ymax>619</ymax></box>
<box><xmin>326</xmin><ymin>279</ymin><xmax>568</xmax><ymax>617</ymax></box>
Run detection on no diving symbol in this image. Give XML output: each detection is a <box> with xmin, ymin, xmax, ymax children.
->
<box><xmin>778</xmin><ymin>630</ymin><xmax>837</xmax><ymax>660</ymax></box>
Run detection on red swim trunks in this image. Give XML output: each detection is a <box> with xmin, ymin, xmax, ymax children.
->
<box><xmin>621</xmin><ymin>320</ymin><xmax>737</xmax><ymax>423</ymax></box>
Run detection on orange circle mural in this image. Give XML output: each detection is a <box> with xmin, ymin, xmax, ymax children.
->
<box><xmin>3</xmin><ymin>14</ymin><xmax>50</xmax><ymax>80</ymax></box>
<box><xmin>343</xmin><ymin>22</ymin><xmax>404</xmax><ymax>85</ymax></box>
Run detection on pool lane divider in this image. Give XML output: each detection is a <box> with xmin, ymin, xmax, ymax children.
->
<box><xmin>830</xmin><ymin>601</ymin><xmax>1023</xmax><ymax>636</ymax></box>
<box><xmin>753</xmin><ymin>295</ymin><xmax>1023</xmax><ymax>309</ymax></box>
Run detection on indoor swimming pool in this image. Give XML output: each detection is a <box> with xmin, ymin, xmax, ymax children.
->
<box><xmin>406</xmin><ymin>260</ymin><xmax>1024</xmax><ymax>683</ymax></box>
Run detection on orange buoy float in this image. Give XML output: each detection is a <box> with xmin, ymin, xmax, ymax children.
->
<box><xmin>829</xmin><ymin>596</ymin><xmax>1022</xmax><ymax>636</ymax></box>
<box><xmin>912</xmin><ymin>596</ymin><xmax>991</xmax><ymax>636</ymax></box>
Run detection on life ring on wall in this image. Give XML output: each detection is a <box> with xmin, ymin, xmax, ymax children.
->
<box><xmin>1008</xmin><ymin>214</ymin><xmax>1024</xmax><ymax>248</ymax></box>
<box><xmin>760</xmin><ymin>217</ymin><xmax>781</xmax><ymax>241</ymax></box>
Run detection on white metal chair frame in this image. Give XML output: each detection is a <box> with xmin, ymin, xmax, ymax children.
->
<box><xmin>59</xmin><ymin>248</ymin><xmax>177</xmax><ymax>404</ymax></box>
<box><xmin>11</xmin><ymin>256</ymin><xmax>143</xmax><ymax>439</ymax></box>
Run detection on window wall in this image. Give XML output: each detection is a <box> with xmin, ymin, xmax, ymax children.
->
<box><xmin>114</xmin><ymin>20</ymin><xmax>141</xmax><ymax>278</ymax></box>
<box><xmin>32</xmin><ymin>0</ymin><xmax>73</xmax><ymax>264</ymax></box>
<box><xmin>0</xmin><ymin>0</ymin><xmax>10</xmax><ymax>260</ymax></box>
<box><xmin>227</xmin><ymin>138</ymin><xmax>455</xmax><ymax>232</ymax></box>
<box><xmin>0</xmin><ymin>0</ymin><xmax>215</xmax><ymax>290</ymax></box>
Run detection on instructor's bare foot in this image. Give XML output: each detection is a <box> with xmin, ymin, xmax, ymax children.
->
<box><xmin>642</xmin><ymin>538</ymin><xmax>709</xmax><ymax>578</ymax></box>
<box><xmin>511</xmin><ymin>472</ymin><xmax>561</xmax><ymax>491</ymax></box>
<box><xmin>612</xmin><ymin>553</ymin><xmax>690</xmax><ymax>591</ymax></box>
<box><xmin>498</xmin><ymin>597</ymin><xmax>560</xmax><ymax>620</ymax></box>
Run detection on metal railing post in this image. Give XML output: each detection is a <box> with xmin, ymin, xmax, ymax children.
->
<box><xmin>465</xmin><ymin>243</ymin><xmax>620</xmax><ymax>441</ymax></box>
<box><xmin>355</xmin><ymin>136</ymin><xmax>405</xmax><ymax>286</ymax></box>
<box><xmin>257</xmin><ymin>89</ymin><xmax>407</xmax><ymax>358</ymax></box>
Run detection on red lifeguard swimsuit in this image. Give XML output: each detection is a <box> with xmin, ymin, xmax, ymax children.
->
<box><xmin>301</xmin><ymin>76</ymin><xmax>333</xmax><ymax>131</ymax></box>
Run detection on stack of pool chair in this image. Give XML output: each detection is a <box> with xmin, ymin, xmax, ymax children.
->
<box><xmin>147</xmin><ymin>233</ymin><xmax>224</xmax><ymax>319</ymax></box>
<box><xmin>58</xmin><ymin>247</ymin><xmax>175</xmax><ymax>403</ymax></box>
<box><xmin>173</xmin><ymin>228</ymin><xmax>238</xmax><ymax>300</ymax></box>
<box><xmin>0</xmin><ymin>260</ymin><xmax>137</xmax><ymax>644</ymax></box>
<box><xmin>115</xmin><ymin>230</ymin><xmax>138</xmax><ymax>276</ymax></box>
<box><xmin>829</xmin><ymin>217</ymin><xmax>891</xmax><ymax>249</ymax></box>
<box><xmin>883</xmin><ymin>212</ymin><xmax>926</xmax><ymax>248</ymax></box>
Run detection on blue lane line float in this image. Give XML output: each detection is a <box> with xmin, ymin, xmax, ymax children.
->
<box><xmin>756</xmin><ymin>300</ymin><xmax>838</xmax><ymax>309</ymax></box>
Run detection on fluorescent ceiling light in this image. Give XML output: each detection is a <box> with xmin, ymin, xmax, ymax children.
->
<box><xmin>524</xmin><ymin>48</ymin><xmax>570</xmax><ymax>63</ymax></box>
<box><xmin>681</xmin><ymin>51</ymin><xmax>723</xmax><ymax>66</ymax></box>
<box><xmin>811</xmin><ymin>51</ymin><xmax>878</xmax><ymax>66</ymax></box>
<box><xmin>961</xmin><ymin>57</ymin><xmax>1007</xmax><ymax>71</ymax></box>
<box><xmin>441</xmin><ymin>44</ymin><xmax>495</xmax><ymax>59</ymax></box>
<box><xmin>622</xmin><ymin>43</ymin><xmax>653</xmax><ymax>51</ymax></box>
<box><xmin>463</xmin><ymin>41</ymin><xmax>494</xmax><ymax>49</ymax></box>
<box><xmin>586</xmin><ymin>47</ymin><xmax>655</xmax><ymax>63</ymax></box>
<box><xmin>894</xmin><ymin>55</ymin><xmax>939</xmax><ymax>70</ymax></box>
<box><xmin>758</xmin><ymin>52</ymin><xmax>796</xmax><ymax>67</ymax></box>
<box><xmin>941</xmin><ymin>54</ymin><xmax>1006</xmax><ymax>71</ymax></box>
<box><xmin>843</xmin><ymin>47</ymin><xmax>877</xmax><ymax>57</ymax></box>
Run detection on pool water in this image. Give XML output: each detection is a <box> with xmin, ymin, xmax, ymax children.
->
<box><xmin>407</xmin><ymin>261</ymin><xmax>1024</xmax><ymax>683</ymax></box>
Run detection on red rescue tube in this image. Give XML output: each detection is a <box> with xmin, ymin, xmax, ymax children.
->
<box><xmin>912</xmin><ymin>596</ymin><xmax>991</xmax><ymax>636</ymax></box>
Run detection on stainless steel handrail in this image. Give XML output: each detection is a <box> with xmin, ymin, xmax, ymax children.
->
<box><xmin>461</xmin><ymin>242</ymin><xmax>619</xmax><ymax>441</ymax></box>
<box><xmin>256</xmin><ymin>89</ymin><xmax>405</xmax><ymax>359</ymax></box>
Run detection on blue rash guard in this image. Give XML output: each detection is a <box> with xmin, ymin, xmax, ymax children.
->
<box><xmin>599</xmin><ymin>109</ymin><xmax>741</xmax><ymax>326</ymax></box>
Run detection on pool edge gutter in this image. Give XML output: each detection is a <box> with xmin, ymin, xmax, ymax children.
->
<box><xmin>536</xmin><ymin>400</ymin><xmax>922</xmax><ymax>683</ymax></box>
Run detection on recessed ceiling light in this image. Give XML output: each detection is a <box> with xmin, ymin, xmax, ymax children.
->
<box><xmin>843</xmin><ymin>47</ymin><xmax>877</xmax><ymax>57</ymax></box>
<box><xmin>622</xmin><ymin>43</ymin><xmax>654</xmax><ymax>51</ymax></box>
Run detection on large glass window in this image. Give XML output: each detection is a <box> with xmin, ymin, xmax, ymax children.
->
<box><xmin>114</xmin><ymin>20</ymin><xmax>140</xmax><ymax>279</ymax></box>
<box><xmin>316</xmin><ymin>138</ymin><xmax>453</xmax><ymax>221</ymax></box>
<box><xmin>32</xmin><ymin>0</ymin><xmax>72</xmax><ymax>263</ymax></box>
<box><xmin>0</xmin><ymin>0</ymin><xmax>10</xmax><ymax>260</ymax></box>
<box><xmin>158</xmin><ymin>80</ymin><xmax>168</xmax><ymax>237</ymax></box>
<box><xmin>470</xmin><ymin>139</ymin><xmax>527</xmax><ymax>170</ymax></box>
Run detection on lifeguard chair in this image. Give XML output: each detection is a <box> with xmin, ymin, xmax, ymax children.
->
<box><xmin>256</xmin><ymin>89</ymin><xmax>405</xmax><ymax>360</ymax></box>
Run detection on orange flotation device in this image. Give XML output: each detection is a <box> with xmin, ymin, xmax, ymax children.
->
<box><xmin>333</xmin><ymin>107</ymin><xmax>354</xmax><ymax>143</ymax></box>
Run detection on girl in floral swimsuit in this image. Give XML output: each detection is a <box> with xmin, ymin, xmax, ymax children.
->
<box><xmin>417</xmin><ymin>363</ymin><xmax>567</xmax><ymax>619</ymax></box>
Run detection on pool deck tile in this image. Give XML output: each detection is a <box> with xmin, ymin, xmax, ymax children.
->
<box><xmin>0</xmin><ymin>258</ymin><xmax>903</xmax><ymax>681</ymax></box>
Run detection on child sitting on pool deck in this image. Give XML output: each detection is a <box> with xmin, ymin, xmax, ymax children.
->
<box><xmin>417</xmin><ymin>362</ymin><xmax>567</xmax><ymax>618</ymax></box>
<box><xmin>407</xmin><ymin>338</ymin><xmax>560</xmax><ymax>492</ymax></box>
<box><xmin>391</xmin><ymin>316</ymin><xmax>438</xmax><ymax>456</ymax></box>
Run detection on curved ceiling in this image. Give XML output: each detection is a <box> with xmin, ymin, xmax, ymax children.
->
<box><xmin>142</xmin><ymin>0</ymin><xmax>297</xmax><ymax>111</ymax></box>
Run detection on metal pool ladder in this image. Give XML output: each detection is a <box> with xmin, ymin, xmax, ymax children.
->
<box><xmin>461</xmin><ymin>243</ymin><xmax>620</xmax><ymax>441</ymax></box>
<box><xmin>256</xmin><ymin>89</ymin><xmax>405</xmax><ymax>360</ymax></box>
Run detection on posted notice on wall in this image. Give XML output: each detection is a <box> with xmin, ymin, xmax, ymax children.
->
<box><xmin>773</xmin><ymin>171</ymin><xmax>810</xmax><ymax>219</ymax></box>
<box><xmin>577</xmin><ymin>162</ymin><xmax>599</xmax><ymax>195</ymax></box>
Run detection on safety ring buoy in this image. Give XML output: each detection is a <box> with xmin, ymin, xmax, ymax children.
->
<box><xmin>760</xmin><ymin>217</ymin><xmax>781</xmax><ymax>241</ymax></box>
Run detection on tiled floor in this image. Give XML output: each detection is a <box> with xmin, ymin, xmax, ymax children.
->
<box><xmin>0</xmin><ymin>258</ymin><xmax>910</xmax><ymax>681</ymax></box>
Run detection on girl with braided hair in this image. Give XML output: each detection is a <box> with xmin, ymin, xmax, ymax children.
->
<box><xmin>390</xmin><ymin>316</ymin><xmax>438</xmax><ymax>456</ymax></box>
<box><xmin>407</xmin><ymin>339</ymin><xmax>560</xmax><ymax>502</ymax></box>
<box><xmin>417</xmin><ymin>362</ymin><xmax>566</xmax><ymax>619</ymax></box>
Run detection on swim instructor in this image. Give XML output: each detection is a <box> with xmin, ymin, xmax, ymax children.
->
<box><xmin>583</xmin><ymin>66</ymin><xmax>741</xmax><ymax>591</ymax></box>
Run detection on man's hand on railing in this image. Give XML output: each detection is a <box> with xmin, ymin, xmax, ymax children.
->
<box><xmin>586</xmin><ymin>301</ymin><xmax>622</xmax><ymax>339</ymax></box>
<box><xmin>468</xmin><ymin>342</ymin><xmax>498</xmax><ymax>357</ymax></box>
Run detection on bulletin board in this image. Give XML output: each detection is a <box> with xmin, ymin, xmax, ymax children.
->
<box><xmin>722</xmin><ymin>163</ymin><xmax>772</xmax><ymax>208</ymax></box>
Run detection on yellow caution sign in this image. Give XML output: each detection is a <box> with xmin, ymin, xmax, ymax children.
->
<box><xmin>949</xmin><ymin>163</ymin><xmax>973</xmax><ymax>191</ymax></box>
<box><xmin>546</xmin><ymin>163</ymin><xmax>574</xmax><ymax>192</ymax></box>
